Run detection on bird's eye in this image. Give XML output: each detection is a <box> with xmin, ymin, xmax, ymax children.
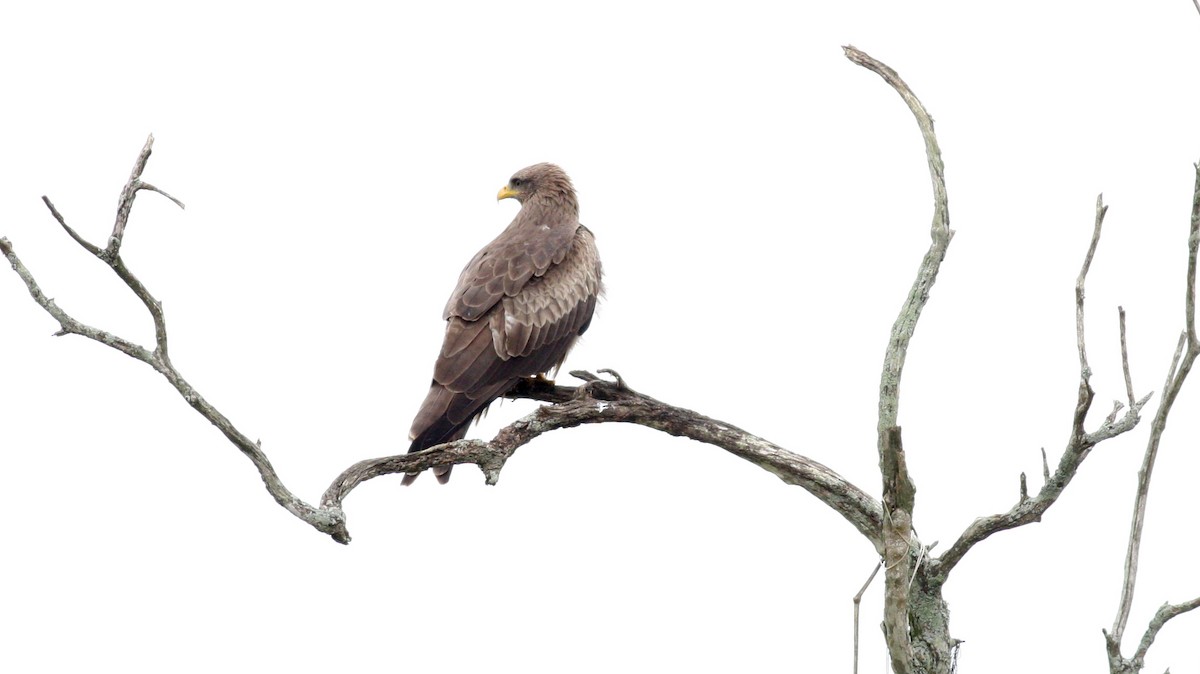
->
<box><xmin>511</xmin><ymin>177</ymin><xmax>524</xmax><ymax>186</ymax></box>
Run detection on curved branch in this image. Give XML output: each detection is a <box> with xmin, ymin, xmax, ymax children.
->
<box><xmin>324</xmin><ymin>371</ymin><xmax>884</xmax><ymax>550</ymax></box>
<box><xmin>842</xmin><ymin>44</ymin><xmax>953</xmax><ymax>446</ymax></box>
<box><xmin>844</xmin><ymin>46</ymin><xmax>951</xmax><ymax>672</ymax></box>
<box><xmin>1130</xmin><ymin>596</ymin><xmax>1200</xmax><ymax>667</ymax></box>
<box><xmin>929</xmin><ymin>195</ymin><xmax>1152</xmax><ymax>584</ymax></box>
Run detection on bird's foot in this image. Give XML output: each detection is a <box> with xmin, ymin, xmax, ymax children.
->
<box><xmin>569</xmin><ymin>368</ymin><xmax>632</xmax><ymax>400</ymax></box>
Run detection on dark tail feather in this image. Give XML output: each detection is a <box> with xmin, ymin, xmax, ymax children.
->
<box><xmin>405</xmin><ymin>378</ymin><xmax>516</xmax><ymax>485</ymax></box>
<box><xmin>402</xmin><ymin>416</ymin><xmax>468</xmax><ymax>485</ymax></box>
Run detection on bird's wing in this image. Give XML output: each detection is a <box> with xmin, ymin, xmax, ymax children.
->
<box><xmin>494</xmin><ymin>225</ymin><xmax>601</xmax><ymax>361</ymax></box>
<box><xmin>408</xmin><ymin>226</ymin><xmax>601</xmax><ymax>448</ymax></box>
<box><xmin>443</xmin><ymin>221</ymin><xmax>580</xmax><ymax>321</ymax></box>
<box><xmin>433</xmin><ymin>225</ymin><xmax>601</xmax><ymax>392</ymax></box>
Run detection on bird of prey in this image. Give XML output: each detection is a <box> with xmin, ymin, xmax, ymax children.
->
<box><xmin>403</xmin><ymin>163</ymin><xmax>603</xmax><ymax>484</ymax></box>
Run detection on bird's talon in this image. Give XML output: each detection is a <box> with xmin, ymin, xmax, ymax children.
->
<box><xmin>597</xmin><ymin>368</ymin><xmax>627</xmax><ymax>389</ymax></box>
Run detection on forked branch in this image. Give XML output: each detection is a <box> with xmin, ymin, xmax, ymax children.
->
<box><xmin>928</xmin><ymin>195</ymin><xmax>1153</xmax><ymax>584</ymax></box>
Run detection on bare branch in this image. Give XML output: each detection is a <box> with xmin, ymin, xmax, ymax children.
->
<box><xmin>41</xmin><ymin>196</ymin><xmax>102</xmax><ymax>257</ymax></box>
<box><xmin>929</xmin><ymin>195</ymin><xmax>1152</xmax><ymax>583</ymax></box>
<box><xmin>1107</xmin><ymin>161</ymin><xmax>1200</xmax><ymax>668</ymax></box>
<box><xmin>37</xmin><ymin>137</ymin><xmax>179</xmax><ymax>360</ymax></box>
<box><xmin>1120</xmin><ymin>306</ymin><xmax>1136</xmax><ymax>407</ymax></box>
<box><xmin>1161</xmin><ymin>332</ymin><xmax>1187</xmax><ymax>396</ymax></box>
<box><xmin>136</xmin><ymin>181</ymin><xmax>185</xmax><ymax>210</ymax></box>
<box><xmin>1103</xmin><ymin>400</ymin><xmax>1124</xmax><ymax>427</ymax></box>
<box><xmin>1076</xmin><ymin>195</ymin><xmax>1108</xmax><ymax>392</ymax></box>
<box><xmin>325</xmin><ymin>371</ymin><xmax>886</xmax><ymax>549</ymax></box>
<box><xmin>108</xmin><ymin>134</ymin><xmax>186</xmax><ymax>256</ymax></box>
<box><xmin>2</xmin><ymin>236</ymin><xmax>345</xmax><ymax>539</ymax></box>
<box><xmin>1</xmin><ymin>238</ymin><xmax>152</xmax><ymax>362</ymax></box>
<box><xmin>843</xmin><ymin>45</ymin><xmax>953</xmax><ymax>444</ymax></box>
<box><xmin>1131</xmin><ymin>597</ymin><xmax>1200</xmax><ymax>666</ymax></box>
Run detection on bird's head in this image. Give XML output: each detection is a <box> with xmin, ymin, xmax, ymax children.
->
<box><xmin>497</xmin><ymin>163</ymin><xmax>575</xmax><ymax>207</ymax></box>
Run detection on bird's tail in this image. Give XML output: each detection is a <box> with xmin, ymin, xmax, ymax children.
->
<box><xmin>403</xmin><ymin>380</ymin><xmax>510</xmax><ymax>485</ymax></box>
<box><xmin>401</xmin><ymin>420</ymin><xmax>465</xmax><ymax>485</ymax></box>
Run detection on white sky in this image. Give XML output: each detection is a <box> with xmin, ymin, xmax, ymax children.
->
<box><xmin>3</xmin><ymin>1</ymin><xmax>1199</xmax><ymax>672</ymax></box>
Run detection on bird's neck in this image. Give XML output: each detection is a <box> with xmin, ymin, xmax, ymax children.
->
<box><xmin>519</xmin><ymin>193</ymin><xmax>579</xmax><ymax>226</ymax></box>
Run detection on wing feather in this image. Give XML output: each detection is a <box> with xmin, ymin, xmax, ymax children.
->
<box><xmin>498</xmin><ymin>226</ymin><xmax>601</xmax><ymax>360</ymax></box>
<box><xmin>433</xmin><ymin>318</ymin><xmax>496</xmax><ymax>388</ymax></box>
<box><xmin>445</xmin><ymin>220</ymin><xmax>579</xmax><ymax>321</ymax></box>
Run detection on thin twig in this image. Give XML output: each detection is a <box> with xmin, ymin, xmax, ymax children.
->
<box><xmin>1074</xmin><ymin>195</ymin><xmax>1107</xmax><ymax>433</ymax></box>
<box><xmin>1120</xmin><ymin>307</ymin><xmax>1136</xmax><ymax>407</ymax></box>
<box><xmin>1131</xmin><ymin>597</ymin><xmax>1200</xmax><ymax>666</ymax></box>
<box><xmin>853</xmin><ymin>560</ymin><xmax>883</xmax><ymax>674</ymax></box>
<box><xmin>137</xmin><ymin>181</ymin><xmax>185</xmax><ymax>210</ymax></box>
<box><xmin>41</xmin><ymin>197</ymin><xmax>102</xmax><ymax>256</ymax></box>
<box><xmin>1</xmin><ymin>238</ymin><xmax>151</xmax><ymax>361</ymax></box>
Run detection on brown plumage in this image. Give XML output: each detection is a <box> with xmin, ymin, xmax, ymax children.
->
<box><xmin>403</xmin><ymin>163</ymin><xmax>603</xmax><ymax>484</ymax></box>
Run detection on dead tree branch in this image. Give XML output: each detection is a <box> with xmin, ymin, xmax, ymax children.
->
<box><xmin>1104</xmin><ymin>161</ymin><xmax>1200</xmax><ymax>674</ymax></box>
<box><xmin>843</xmin><ymin>44</ymin><xmax>952</xmax><ymax>674</ymax></box>
<box><xmin>928</xmin><ymin>195</ymin><xmax>1153</xmax><ymax>584</ymax></box>
<box><xmin>842</xmin><ymin>45</ymin><xmax>953</xmax><ymax>444</ymax></box>
<box><xmin>1</xmin><ymin>136</ymin><xmax>884</xmax><ymax>547</ymax></box>
<box><xmin>1127</xmin><ymin>597</ymin><xmax>1200</xmax><ymax>673</ymax></box>
<box><xmin>0</xmin><ymin>136</ymin><xmax>345</xmax><ymax>541</ymax></box>
<box><xmin>327</xmin><ymin>369</ymin><xmax>886</xmax><ymax>548</ymax></box>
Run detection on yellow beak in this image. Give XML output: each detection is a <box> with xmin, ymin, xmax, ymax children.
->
<box><xmin>497</xmin><ymin>185</ymin><xmax>520</xmax><ymax>201</ymax></box>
